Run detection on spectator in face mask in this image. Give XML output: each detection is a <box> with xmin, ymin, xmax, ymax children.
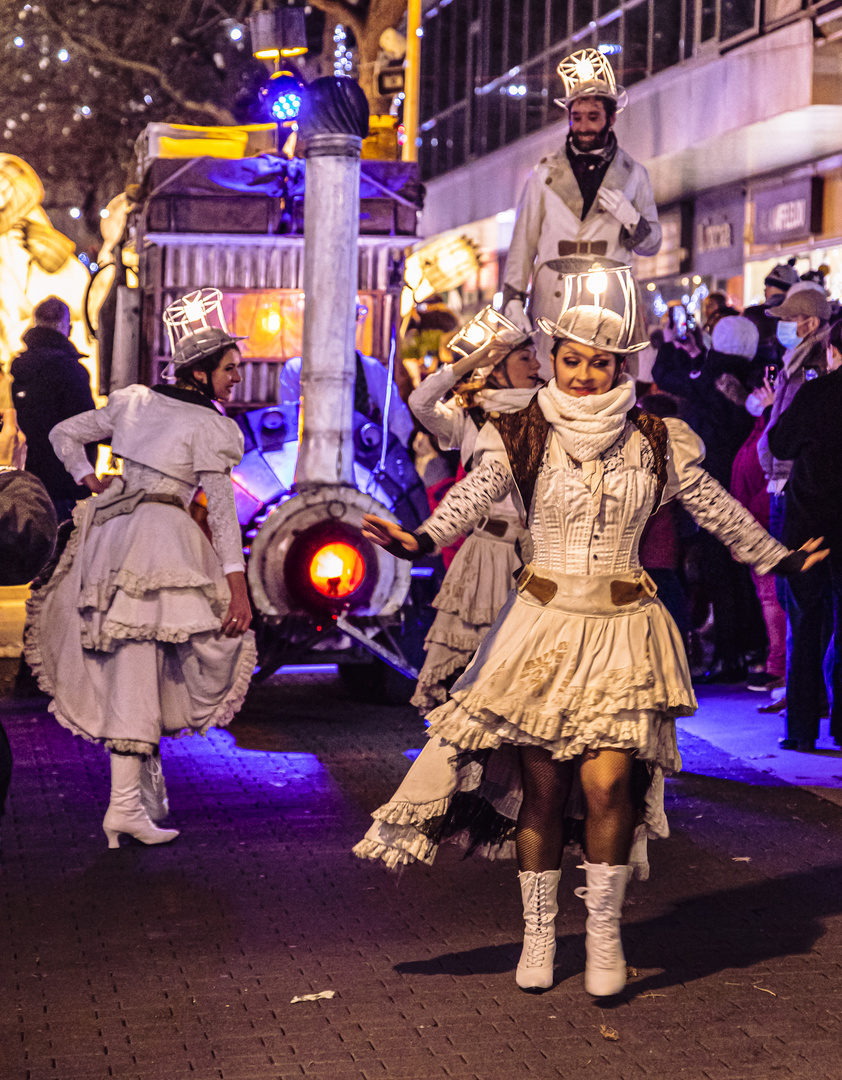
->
<box><xmin>757</xmin><ymin>283</ymin><xmax>831</xmax><ymax>546</ymax></box>
<box><xmin>767</xmin><ymin>314</ymin><xmax>842</xmax><ymax>751</ymax></box>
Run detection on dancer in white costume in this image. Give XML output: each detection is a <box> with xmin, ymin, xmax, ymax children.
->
<box><xmin>355</xmin><ymin>261</ymin><xmax>826</xmax><ymax>997</ymax></box>
<box><xmin>25</xmin><ymin>289</ymin><xmax>256</xmax><ymax>849</ymax></box>
<box><xmin>408</xmin><ymin>315</ymin><xmax>541</xmax><ymax>712</ymax></box>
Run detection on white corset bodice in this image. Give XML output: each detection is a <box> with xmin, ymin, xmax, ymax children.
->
<box><xmin>530</xmin><ymin>429</ymin><xmax>657</xmax><ymax>574</ymax></box>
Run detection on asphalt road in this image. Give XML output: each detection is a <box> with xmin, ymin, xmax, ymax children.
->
<box><xmin>2</xmin><ymin>666</ymin><xmax>842</xmax><ymax>1080</ymax></box>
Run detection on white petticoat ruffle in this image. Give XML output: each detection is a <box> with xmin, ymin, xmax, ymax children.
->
<box><xmin>356</xmin><ymin>568</ymin><xmax>695</xmax><ymax>876</ymax></box>
<box><xmin>25</xmin><ymin>496</ymin><xmax>255</xmax><ymax>754</ymax></box>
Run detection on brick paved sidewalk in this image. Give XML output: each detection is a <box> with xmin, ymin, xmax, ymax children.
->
<box><xmin>3</xmin><ymin>669</ymin><xmax>842</xmax><ymax>1080</ymax></box>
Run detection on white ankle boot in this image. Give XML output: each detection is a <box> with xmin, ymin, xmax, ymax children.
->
<box><xmin>139</xmin><ymin>751</ymin><xmax>169</xmax><ymax>821</ymax></box>
<box><xmin>516</xmin><ymin>870</ymin><xmax>561</xmax><ymax>992</ymax></box>
<box><xmin>103</xmin><ymin>753</ymin><xmax>180</xmax><ymax>849</ymax></box>
<box><xmin>575</xmin><ymin>861</ymin><xmax>629</xmax><ymax>997</ymax></box>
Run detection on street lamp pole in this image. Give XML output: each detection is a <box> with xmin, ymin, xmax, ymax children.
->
<box><xmin>402</xmin><ymin>0</ymin><xmax>422</xmax><ymax>163</ymax></box>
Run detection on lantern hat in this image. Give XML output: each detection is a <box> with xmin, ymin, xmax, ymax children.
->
<box><xmin>536</xmin><ymin>256</ymin><xmax>647</xmax><ymax>355</ymax></box>
<box><xmin>446</xmin><ymin>305</ymin><xmax>533</xmax><ymax>377</ymax></box>
<box><xmin>555</xmin><ymin>48</ymin><xmax>628</xmax><ymax>112</ymax></box>
<box><xmin>163</xmin><ymin>288</ymin><xmax>246</xmax><ymax>371</ymax></box>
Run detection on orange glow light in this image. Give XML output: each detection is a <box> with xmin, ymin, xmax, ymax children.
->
<box><xmin>309</xmin><ymin>542</ymin><xmax>365</xmax><ymax>599</ymax></box>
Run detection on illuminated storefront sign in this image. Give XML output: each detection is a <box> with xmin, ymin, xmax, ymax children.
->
<box><xmin>753</xmin><ymin>178</ymin><xmax>823</xmax><ymax>245</ymax></box>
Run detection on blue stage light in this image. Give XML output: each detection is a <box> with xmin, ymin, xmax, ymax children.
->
<box><xmin>263</xmin><ymin>72</ymin><xmax>304</xmax><ymax>123</ymax></box>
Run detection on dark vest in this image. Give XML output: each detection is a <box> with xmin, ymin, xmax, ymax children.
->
<box><xmin>486</xmin><ymin>398</ymin><xmax>669</xmax><ymax>518</ymax></box>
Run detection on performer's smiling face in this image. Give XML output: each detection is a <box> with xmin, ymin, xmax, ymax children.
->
<box><xmin>569</xmin><ymin>97</ymin><xmax>613</xmax><ymax>151</ymax></box>
<box><xmin>209</xmin><ymin>348</ymin><xmax>242</xmax><ymax>402</ymax></box>
<box><xmin>552</xmin><ymin>340</ymin><xmax>620</xmax><ymax>396</ymax></box>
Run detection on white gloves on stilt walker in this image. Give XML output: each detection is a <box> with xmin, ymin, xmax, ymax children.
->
<box><xmin>597</xmin><ymin>188</ymin><xmax>641</xmax><ymax>232</ymax></box>
<box><xmin>502</xmin><ymin>298</ymin><xmax>533</xmax><ymax>336</ymax></box>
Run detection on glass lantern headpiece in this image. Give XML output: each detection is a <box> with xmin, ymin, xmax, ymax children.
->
<box><xmin>446</xmin><ymin>305</ymin><xmax>533</xmax><ymax>376</ymax></box>
<box><xmin>163</xmin><ymin>288</ymin><xmax>246</xmax><ymax>371</ymax></box>
<box><xmin>536</xmin><ymin>258</ymin><xmax>647</xmax><ymax>355</ymax></box>
<box><xmin>555</xmin><ymin>49</ymin><xmax>628</xmax><ymax>112</ymax></box>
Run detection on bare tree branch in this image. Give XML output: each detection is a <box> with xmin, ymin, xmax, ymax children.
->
<box><xmin>42</xmin><ymin>7</ymin><xmax>236</xmax><ymax>124</ymax></box>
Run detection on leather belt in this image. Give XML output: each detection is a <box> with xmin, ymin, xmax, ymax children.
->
<box><xmin>557</xmin><ymin>240</ymin><xmax>608</xmax><ymax>257</ymax></box>
<box><xmin>91</xmin><ymin>490</ymin><xmax>185</xmax><ymax>527</ymax></box>
<box><xmin>515</xmin><ymin>565</ymin><xmax>558</xmax><ymax>605</ymax></box>
<box><xmin>514</xmin><ymin>565</ymin><xmax>658</xmax><ymax>608</ymax></box>
<box><xmin>476</xmin><ymin>516</ymin><xmax>511</xmax><ymax>540</ymax></box>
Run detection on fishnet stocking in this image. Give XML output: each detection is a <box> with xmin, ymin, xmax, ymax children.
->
<box><xmin>516</xmin><ymin>746</ymin><xmax>574</xmax><ymax>872</ymax></box>
<box><xmin>579</xmin><ymin>748</ymin><xmax>635</xmax><ymax>865</ymax></box>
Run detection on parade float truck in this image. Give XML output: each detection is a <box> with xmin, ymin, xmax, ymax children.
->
<box><xmin>98</xmin><ymin>84</ymin><xmax>438</xmax><ymax>701</ymax></box>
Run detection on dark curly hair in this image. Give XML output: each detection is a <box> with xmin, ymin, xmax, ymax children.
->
<box><xmin>176</xmin><ymin>345</ymin><xmax>238</xmax><ymax>399</ymax></box>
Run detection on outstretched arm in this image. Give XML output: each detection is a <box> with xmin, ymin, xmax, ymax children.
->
<box><xmin>364</xmin><ymin>453</ymin><xmax>514</xmax><ymax>557</ymax></box>
<box><xmin>664</xmin><ymin>418</ymin><xmax>826</xmax><ymax>575</ymax></box>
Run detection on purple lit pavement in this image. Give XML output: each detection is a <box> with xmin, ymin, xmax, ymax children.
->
<box><xmin>3</xmin><ymin>665</ymin><xmax>842</xmax><ymax>1080</ymax></box>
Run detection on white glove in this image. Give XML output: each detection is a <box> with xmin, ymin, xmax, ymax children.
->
<box><xmin>597</xmin><ymin>188</ymin><xmax>641</xmax><ymax>231</ymax></box>
<box><xmin>502</xmin><ymin>298</ymin><xmax>533</xmax><ymax>335</ymax></box>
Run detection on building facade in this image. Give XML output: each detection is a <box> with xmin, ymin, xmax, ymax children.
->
<box><xmin>416</xmin><ymin>0</ymin><xmax>842</xmax><ymax>315</ymax></box>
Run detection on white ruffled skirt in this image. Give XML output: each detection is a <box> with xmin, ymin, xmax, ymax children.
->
<box><xmin>355</xmin><ymin>566</ymin><xmax>696</xmax><ymax>876</ymax></box>
<box><xmin>411</xmin><ymin>524</ymin><xmax>526</xmax><ymax>713</ymax></box>
<box><xmin>25</xmin><ymin>493</ymin><xmax>256</xmax><ymax>755</ymax></box>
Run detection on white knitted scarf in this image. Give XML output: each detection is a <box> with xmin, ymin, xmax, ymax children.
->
<box><xmin>475</xmin><ymin>387</ymin><xmax>538</xmax><ymax>414</ymax></box>
<box><xmin>537</xmin><ymin>374</ymin><xmax>636</xmax><ymax>462</ymax></box>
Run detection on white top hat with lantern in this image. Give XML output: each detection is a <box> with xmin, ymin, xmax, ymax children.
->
<box><xmin>555</xmin><ymin>48</ymin><xmax>628</xmax><ymax>112</ymax></box>
<box><xmin>163</xmin><ymin>288</ymin><xmax>246</xmax><ymax>371</ymax></box>
<box><xmin>536</xmin><ymin>257</ymin><xmax>647</xmax><ymax>355</ymax></box>
<box><xmin>446</xmin><ymin>305</ymin><xmax>533</xmax><ymax>377</ymax></box>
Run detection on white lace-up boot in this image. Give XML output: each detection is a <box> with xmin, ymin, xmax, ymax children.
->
<box><xmin>103</xmin><ymin>753</ymin><xmax>180</xmax><ymax>849</ymax></box>
<box><xmin>575</xmin><ymin>861</ymin><xmax>629</xmax><ymax>996</ymax></box>
<box><xmin>516</xmin><ymin>870</ymin><xmax>561</xmax><ymax>992</ymax></box>
<box><xmin>139</xmin><ymin>751</ymin><xmax>169</xmax><ymax>821</ymax></box>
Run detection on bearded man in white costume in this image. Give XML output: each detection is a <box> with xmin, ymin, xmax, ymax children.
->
<box><xmin>502</xmin><ymin>50</ymin><xmax>661</xmax><ymax>372</ymax></box>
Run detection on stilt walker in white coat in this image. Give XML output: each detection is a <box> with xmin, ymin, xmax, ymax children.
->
<box><xmin>502</xmin><ymin>49</ymin><xmax>662</xmax><ymax>374</ymax></box>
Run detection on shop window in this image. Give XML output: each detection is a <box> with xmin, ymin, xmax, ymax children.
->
<box><xmin>529</xmin><ymin>0</ymin><xmax>549</xmax><ymax>55</ymax></box>
<box><xmin>419</xmin><ymin>18</ymin><xmax>438</xmax><ymax>122</ymax></box>
<box><xmin>508</xmin><ymin>1</ymin><xmax>526</xmax><ymax>68</ymax></box>
<box><xmin>720</xmin><ymin>0</ymin><xmax>758</xmax><ymax>39</ymax></box>
<box><xmin>505</xmin><ymin>91</ymin><xmax>525</xmax><ymax>145</ymax></box>
<box><xmin>596</xmin><ymin>8</ymin><xmax>621</xmax><ymax>60</ymax></box>
<box><xmin>487</xmin><ymin>3</ymin><xmax>506</xmax><ymax>77</ymax></box>
<box><xmin>684</xmin><ymin>0</ymin><xmax>696</xmax><ymax>56</ymax></box>
<box><xmin>450</xmin><ymin>106</ymin><xmax>467</xmax><ymax>169</ymax></box>
<box><xmin>652</xmin><ymin>0</ymin><xmax>681</xmax><ymax>73</ymax></box>
<box><xmin>550</xmin><ymin>0</ymin><xmax>570</xmax><ymax>44</ymax></box>
<box><xmin>573</xmin><ymin>0</ymin><xmax>595</xmax><ymax>31</ymax></box>
<box><xmin>452</xmin><ymin>3</ymin><xmax>471</xmax><ymax>109</ymax></box>
<box><xmin>487</xmin><ymin>90</ymin><xmax>504</xmax><ymax>154</ymax></box>
<box><xmin>699</xmin><ymin>0</ymin><xmax>717</xmax><ymax>42</ymax></box>
<box><xmin>764</xmin><ymin>0</ymin><xmax>802</xmax><ymax>24</ymax></box>
<box><xmin>524</xmin><ymin>59</ymin><xmax>547</xmax><ymax>134</ymax></box>
<box><xmin>434</xmin><ymin>8</ymin><xmax>454</xmax><ymax>113</ymax></box>
<box><xmin>623</xmin><ymin>2</ymin><xmax>650</xmax><ymax>85</ymax></box>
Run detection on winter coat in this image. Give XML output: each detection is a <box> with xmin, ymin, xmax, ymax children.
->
<box><xmin>757</xmin><ymin>324</ymin><xmax>830</xmax><ymax>487</ymax></box>
<box><xmin>10</xmin><ymin>327</ymin><xmax>96</xmax><ymax>503</ymax></box>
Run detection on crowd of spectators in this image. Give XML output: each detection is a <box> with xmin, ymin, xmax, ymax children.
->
<box><xmin>641</xmin><ymin>262</ymin><xmax>842</xmax><ymax>752</ymax></box>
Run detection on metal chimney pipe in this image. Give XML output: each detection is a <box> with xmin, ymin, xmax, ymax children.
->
<box><xmin>295</xmin><ymin>131</ymin><xmax>362</xmax><ymax>487</ymax></box>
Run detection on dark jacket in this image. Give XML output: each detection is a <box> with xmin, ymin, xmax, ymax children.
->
<box><xmin>10</xmin><ymin>327</ymin><xmax>97</xmax><ymax>503</ymax></box>
<box><xmin>653</xmin><ymin>344</ymin><xmax>755</xmax><ymax>488</ymax></box>
<box><xmin>767</xmin><ymin>366</ymin><xmax>842</xmax><ymax>558</ymax></box>
<box><xmin>0</xmin><ymin>470</ymin><xmax>57</xmax><ymax>585</ymax></box>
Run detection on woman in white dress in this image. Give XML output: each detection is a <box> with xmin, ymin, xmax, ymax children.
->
<box><xmin>25</xmin><ymin>306</ymin><xmax>256</xmax><ymax>849</ymax></box>
<box><xmin>356</xmin><ymin>269</ymin><xmax>826</xmax><ymax>998</ymax></box>
<box><xmin>408</xmin><ymin>327</ymin><xmax>541</xmax><ymax>711</ymax></box>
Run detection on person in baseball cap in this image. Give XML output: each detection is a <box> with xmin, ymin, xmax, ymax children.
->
<box><xmin>767</xmin><ymin>280</ymin><xmax>831</xmax><ymax>325</ymax></box>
